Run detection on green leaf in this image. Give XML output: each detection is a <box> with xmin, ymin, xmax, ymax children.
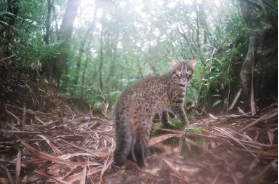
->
<box><xmin>215</xmin><ymin>59</ymin><xmax>223</xmax><ymax>65</ymax></box>
<box><xmin>212</xmin><ymin>94</ymin><xmax>221</xmax><ymax>97</ymax></box>
<box><xmin>224</xmin><ymin>98</ymin><xmax>228</xmax><ymax>106</ymax></box>
<box><xmin>0</xmin><ymin>20</ymin><xmax>8</xmax><ymax>26</ymax></box>
<box><xmin>212</xmin><ymin>99</ymin><xmax>222</xmax><ymax>107</ymax></box>
<box><xmin>216</xmin><ymin>26</ymin><xmax>221</xmax><ymax>34</ymax></box>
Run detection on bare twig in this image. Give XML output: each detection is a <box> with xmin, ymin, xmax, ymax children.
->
<box><xmin>22</xmin><ymin>103</ymin><xmax>26</xmax><ymax>131</ymax></box>
<box><xmin>0</xmin><ymin>54</ymin><xmax>14</xmax><ymax>62</ymax></box>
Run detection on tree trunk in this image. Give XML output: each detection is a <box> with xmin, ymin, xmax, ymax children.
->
<box><xmin>99</xmin><ymin>23</ymin><xmax>104</xmax><ymax>93</ymax></box>
<box><xmin>44</xmin><ymin>0</ymin><xmax>51</xmax><ymax>45</ymax></box>
<box><xmin>74</xmin><ymin>4</ymin><xmax>99</xmax><ymax>87</ymax></box>
<box><xmin>51</xmin><ymin>0</ymin><xmax>81</xmax><ymax>87</ymax></box>
<box><xmin>238</xmin><ymin>0</ymin><xmax>277</xmax><ymax>114</ymax></box>
<box><xmin>240</xmin><ymin>31</ymin><xmax>261</xmax><ymax>114</ymax></box>
<box><xmin>238</xmin><ymin>0</ymin><xmax>264</xmax><ymax>114</ymax></box>
<box><xmin>81</xmin><ymin>45</ymin><xmax>90</xmax><ymax>100</ymax></box>
<box><xmin>194</xmin><ymin>2</ymin><xmax>199</xmax><ymax>48</ymax></box>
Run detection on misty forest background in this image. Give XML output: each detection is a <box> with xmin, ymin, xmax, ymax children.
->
<box><xmin>0</xmin><ymin>0</ymin><xmax>278</xmax><ymax>115</ymax></box>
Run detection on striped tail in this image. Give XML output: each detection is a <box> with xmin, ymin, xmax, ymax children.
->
<box><xmin>113</xmin><ymin>114</ymin><xmax>132</xmax><ymax>166</ymax></box>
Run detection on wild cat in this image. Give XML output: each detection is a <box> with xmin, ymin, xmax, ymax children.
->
<box><xmin>113</xmin><ymin>59</ymin><xmax>197</xmax><ymax>168</ymax></box>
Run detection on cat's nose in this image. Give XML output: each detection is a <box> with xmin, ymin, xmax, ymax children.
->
<box><xmin>182</xmin><ymin>78</ymin><xmax>186</xmax><ymax>82</ymax></box>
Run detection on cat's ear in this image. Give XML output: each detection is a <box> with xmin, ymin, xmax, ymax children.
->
<box><xmin>171</xmin><ymin>59</ymin><xmax>180</xmax><ymax>69</ymax></box>
<box><xmin>188</xmin><ymin>59</ymin><xmax>197</xmax><ymax>70</ymax></box>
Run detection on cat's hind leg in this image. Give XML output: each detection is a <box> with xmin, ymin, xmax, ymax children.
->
<box><xmin>134</xmin><ymin>139</ymin><xmax>146</xmax><ymax>168</ymax></box>
<box><xmin>127</xmin><ymin>136</ymin><xmax>137</xmax><ymax>162</ymax></box>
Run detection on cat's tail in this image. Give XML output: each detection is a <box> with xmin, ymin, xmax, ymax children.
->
<box><xmin>113</xmin><ymin>114</ymin><xmax>132</xmax><ymax>166</ymax></box>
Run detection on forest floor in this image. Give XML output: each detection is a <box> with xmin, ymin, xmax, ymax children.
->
<box><xmin>0</xmin><ymin>71</ymin><xmax>277</xmax><ymax>184</ymax></box>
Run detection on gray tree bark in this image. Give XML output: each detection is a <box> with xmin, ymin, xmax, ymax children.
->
<box><xmin>238</xmin><ymin>0</ymin><xmax>276</xmax><ymax>114</ymax></box>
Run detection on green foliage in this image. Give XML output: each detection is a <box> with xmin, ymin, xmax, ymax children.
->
<box><xmin>152</xmin><ymin>121</ymin><xmax>205</xmax><ymax>158</ymax></box>
<box><xmin>1</xmin><ymin>0</ymin><xmax>276</xmax><ymax>113</ymax></box>
<box><xmin>0</xmin><ymin>12</ymin><xmax>14</xmax><ymax>27</ymax></box>
<box><xmin>182</xmin><ymin>124</ymin><xmax>205</xmax><ymax>158</ymax></box>
<box><xmin>212</xmin><ymin>99</ymin><xmax>222</xmax><ymax>107</ymax></box>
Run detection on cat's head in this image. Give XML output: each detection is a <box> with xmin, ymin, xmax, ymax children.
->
<box><xmin>171</xmin><ymin>59</ymin><xmax>197</xmax><ymax>85</ymax></box>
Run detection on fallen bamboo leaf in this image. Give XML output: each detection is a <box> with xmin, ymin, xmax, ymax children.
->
<box><xmin>248</xmin><ymin>162</ymin><xmax>272</xmax><ymax>184</ymax></box>
<box><xmin>5</xmin><ymin>109</ymin><xmax>22</xmax><ymax>122</ymax></box>
<box><xmin>0</xmin><ymin>158</ymin><xmax>45</xmax><ymax>165</ymax></box>
<box><xmin>160</xmin><ymin>157</ymin><xmax>184</xmax><ymax>179</ymax></box>
<box><xmin>35</xmin><ymin>170</ymin><xmax>71</xmax><ymax>184</ymax></box>
<box><xmin>234</xmin><ymin>147</ymin><xmax>277</xmax><ymax>158</ymax></box>
<box><xmin>237</xmin><ymin>107</ymin><xmax>249</xmax><ymax>116</ymax></box>
<box><xmin>171</xmin><ymin>172</ymin><xmax>190</xmax><ymax>183</ymax></box>
<box><xmin>156</xmin><ymin>128</ymin><xmax>183</xmax><ymax>134</ymax></box>
<box><xmin>18</xmin><ymin>138</ymin><xmax>94</xmax><ymax>166</ymax></box>
<box><xmin>58</xmin><ymin>139</ymin><xmax>109</xmax><ymax>158</ymax></box>
<box><xmin>148</xmin><ymin>134</ymin><xmax>180</xmax><ymax>147</ymax></box>
<box><xmin>213</xmin><ymin>127</ymin><xmax>256</xmax><ymax>157</ymax></box>
<box><xmin>16</xmin><ymin>147</ymin><xmax>21</xmax><ymax>184</ymax></box>
<box><xmin>209</xmin><ymin>113</ymin><xmax>218</xmax><ymax>119</ymax></box>
<box><xmin>185</xmin><ymin>137</ymin><xmax>208</xmax><ymax>152</ymax></box>
<box><xmin>80</xmin><ymin>166</ymin><xmax>87</xmax><ymax>184</ymax></box>
<box><xmin>0</xmin><ymin>130</ymin><xmax>42</xmax><ymax>134</ymax></box>
<box><xmin>267</xmin><ymin>129</ymin><xmax>275</xmax><ymax>145</ymax></box>
<box><xmin>34</xmin><ymin>116</ymin><xmax>46</xmax><ymax>125</ymax></box>
<box><xmin>63</xmin><ymin>166</ymin><xmax>103</xmax><ymax>183</ymax></box>
<box><xmin>238</xmin><ymin>109</ymin><xmax>278</xmax><ymax>133</ymax></box>
<box><xmin>36</xmin><ymin>134</ymin><xmax>62</xmax><ymax>154</ymax></box>
<box><xmin>100</xmin><ymin>150</ymin><xmax>113</xmax><ymax>183</ymax></box>
<box><xmin>151</xmin><ymin>142</ymin><xmax>172</xmax><ymax>153</ymax></box>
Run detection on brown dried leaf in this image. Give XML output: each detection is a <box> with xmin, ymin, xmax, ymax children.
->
<box><xmin>63</xmin><ymin>166</ymin><xmax>103</xmax><ymax>183</ymax></box>
<box><xmin>18</xmin><ymin>138</ymin><xmax>92</xmax><ymax>166</ymax></box>
<box><xmin>185</xmin><ymin>137</ymin><xmax>208</xmax><ymax>152</ymax></box>
<box><xmin>213</xmin><ymin>127</ymin><xmax>256</xmax><ymax>157</ymax></box>
<box><xmin>151</xmin><ymin>142</ymin><xmax>172</xmax><ymax>153</ymax></box>
<box><xmin>80</xmin><ymin>166</ymin><xmax>87</xmax><ymax>184</ymax></box>
<box><xmin>160</xmin><ymin>157</ymin><xmax>184</xmax><ymax>179</ymax></box>
<box><xmin>58</xmin><ymin>139</ymin><xmax>109</xmax><ymax>158</ymax></box>
<box><xmin>148</xmin><ymin>134</ymin><xmax>180</xmax><ymax>147</ymax></box>
<box><xmin>15</xmin><ymin>147</ymin><xmax>21</xmax><ymax>184</ymax></box>
<box><xmin>100</xmin><ymin>153</ymin><xmax>113</xmax><ymax>183</ymax></box>
<box><xmin>36</xmin><ymin>134</ymin><xmax>62</xmax><ymax>154</ymax></box>
<box><xmin>35</xmin><ymin>170</ymin><xmax>71</xmax><ymax>184</ymax></box>
<box><xmin>5</xmin><ymin>109</ymin><xmax>22</xmax><ymax>122</ymax></box>
<box><xmin>238</xmin><ymin>109</ymin><xmax>278</xmax><ymax>133</ymax></box>
<box><xmin>267</xmin><ymin>129</ymin><xmax>275</xmax><ymax>145</ymax></box>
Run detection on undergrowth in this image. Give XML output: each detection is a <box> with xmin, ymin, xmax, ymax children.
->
<box><xmin>152</xmin><ymin>119</ymin><xmax>205</xmax><ymax>158</ymax></box>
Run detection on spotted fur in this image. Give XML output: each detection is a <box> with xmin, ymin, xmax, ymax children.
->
<box><xmin>113</xmin><ymin>59</ymin><xmax>197</xmax><ymax>168</ymax></box>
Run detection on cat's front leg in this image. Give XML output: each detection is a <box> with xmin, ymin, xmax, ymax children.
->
<box><xmin>171</xmin><ymin>105</ymin><xmax>190</xmax><ymax>126</ymax></box>
<box><xmin>159</xmin><ymin>109</ymin><xmax>173</xmax><ymax>128</ymax></box>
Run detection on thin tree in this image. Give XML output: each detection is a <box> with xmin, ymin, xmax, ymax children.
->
<box><xmin>51</xmin><ymin>0</ymin><xmax>81</xmax><ymax>87</ymax></box>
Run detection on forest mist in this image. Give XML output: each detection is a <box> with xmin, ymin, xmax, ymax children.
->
<box><xmin>0</xmin><ymin>0</ymin><xmax>277</xmax><ymax>113</ymax></box>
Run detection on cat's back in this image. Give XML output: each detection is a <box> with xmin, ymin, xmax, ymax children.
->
<box><xmin>114</xmin><ymin>73</ymin><xmax>170</xmax><ymax>110</ymax></box>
